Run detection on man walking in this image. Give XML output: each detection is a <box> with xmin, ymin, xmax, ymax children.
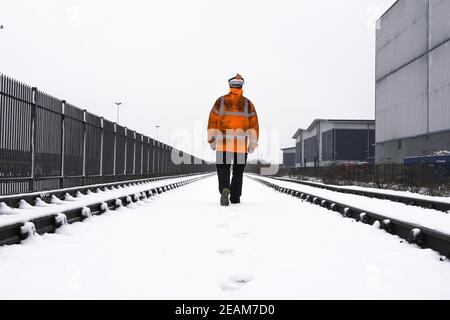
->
<box><xmin>207</xmin><ymin>74</ymin><xmax>259</xmax><ymax>206</ymax></box>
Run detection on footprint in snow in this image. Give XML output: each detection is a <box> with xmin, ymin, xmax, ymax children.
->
<box><xmin>233</xmin><ymin>232</ymin><xmax>250</xmax><ymax>239</ymax></box>
<box><xmin>219</xmin><ymin>282</ymin><xmax>239</xmax><ymax>292</ymax></box>
<box><xmin>217</xmin><ymin>248</ymin><xmax>236</xmax><ymax>255</ymax></box>
<box><xmin>219</xmin><ymin>273</ymin><xmax>254</xmax><ymax>291</ymax></box>
<box><xmin>229</xmin><ymin>273</ymin><xmax>254</xmax><ymax>285</ymax></box>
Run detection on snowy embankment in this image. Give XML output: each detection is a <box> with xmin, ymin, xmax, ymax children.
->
<box><xmin>280</xmin><ymin>176</ymin><xmax>450</xmax><ymax>204</ymax></box>
<box><xmin>0</xmin><ymin>175</ymin><xmax>450</xmax><ymax>299</ymax></box>
<box><xmin>257</xmin><ymin>175</ymin><xmax>450</xmax><ymax>235</ymax></box>
<box><xmin>0</xmin><ymin>174</ymin><xmax>209</xmax><ymax>228</ymax></box>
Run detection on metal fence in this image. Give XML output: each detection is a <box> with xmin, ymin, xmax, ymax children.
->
<box><xmin>0</xmin><ymin>73</ymin><xmax>213</xmax><ymax>196</ymax></box>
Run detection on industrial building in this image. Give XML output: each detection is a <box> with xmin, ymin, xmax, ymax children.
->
<box><xmin>376</xmin><ymin>0</ymin><xmax>450</xmax><ymax>163</ymax></box>
<box><xmin>292</xmin><ymin>119</ymin><xmax>375</xmax><ymax>167</ymax></box>
<box><xmin>281</xmin><ymin>147</ymin><xmax>296</xmax><ymax>168</ymax></box>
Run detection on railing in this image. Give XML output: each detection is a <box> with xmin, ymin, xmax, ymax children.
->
<box><xmin>0</xmin><ymin>73</ymin><xmax>213</xmax><ymax>195</ymax></box>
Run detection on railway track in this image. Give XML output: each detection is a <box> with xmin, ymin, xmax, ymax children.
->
<box><xmin>269</xmin><ymin>176</ymin><xmax>450</xmax><ymax>213</ymax></box>
<box><xmin>248</xmin><ymin>175</ymin><xmax>450</xmax><ymax>259</ymax></box>
<box><xmin>0</xmin><ymin>173</ymin><xmax>212</xmax><ymax>246</ymax></box>
<box><xmin>0</xmin><ymin>173</ymin><xmax>202</xmax><ymax>209</ymax></box>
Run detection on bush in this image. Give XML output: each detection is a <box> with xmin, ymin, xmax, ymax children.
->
<box><xmin>279</xmin><ymin>163</ymin><xmax>450</xmax><ymax>197</ymax></box>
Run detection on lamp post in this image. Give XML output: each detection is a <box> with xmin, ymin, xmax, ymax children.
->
<box><xmin>114</xmin><ymin>102</ymin><xmax>122</xmax><ymax>124</ymax></box>
<box><xmin>155</xmin><ymin>125</ymin><xmax>160</xmax><ymax>141</ymax></box>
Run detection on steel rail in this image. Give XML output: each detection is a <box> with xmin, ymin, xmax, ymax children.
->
<box><xmin>0</xmin><ymin>173</ymin><xmax>202</xmax><ymax>209</ymax></box>
<box><xmin>248</xmin><ymin>175</ymin><xmax>450</xmax><ymax>259</ymax></box>
<box><xmin>0</xmin><ymin>173</ymin><xmax>213</xmax><ymax>246</ymax></box>
<box><xmin>268</xmin><ymin>176</ymin><xmax>450</xmax><ymax>213</ymax></box>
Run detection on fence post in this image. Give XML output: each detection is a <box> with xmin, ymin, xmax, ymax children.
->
<box><xmin>152</xmin><ymin>140</ymin><xmax>156</xmax><ymax>175</ymax></box>
<box><xmin>146</xmin><ymin>137</ymin><xmax>150</xmax><ymax>176</ymax></box>
<box><xmin>60</xmin><ymin>100</ymin><xmax>66</xmax><ymax>189</ymax></box>
<box><xmin>113</xmin><ymin>123</ymin><xmax>117</xmax><ymax>180</ymax></box>
<box><xmin>82</xmin><ymin>109</ymin><xmax>87</xmax><ymax>186</ymax></box>
<box><xmin>141</xmin><ymin>135</ymin><xmax>144</xmax><ymax>175</ymax></box>
<box><xmin>124</xmin><ymin>127</ymin><xmax>127</xmax><ymax>176</ymax></box>
<box><xmin>162</xmin><ymin>145</ymin><xmax>166</xmax><ymax>175</ymax></box>
<box><xmin>168</xmin><ymin>146</ymin><xmax>170</xmax><ymax>174</ymax></box>
<box><xmin>167</xmin><ymin>146</ymin><xmax>170</xmax><ymax>174</ymax></box>
<box><xmin>169</xmin><ymin>147</ymin><xmax>172</xmax><ymax>175</ymax></box>
<box><xmin>100</xmin><ymin>117</ymin><xmax>104</xmax><ymax>183</ymax></box>
<box><xmin>166</xmin><ymin>145</ymin><xmax>169</xmax><ymax>175</ymax></box>
<box><xmin>160</xmin><ymin>143</ymin><xmax>163</xmax><ymax>175</ymax></box>
<box><xmin>30</xmin><ymin>87</ymin><xmax>37</xmax><ymax>192</ymax></box>
<box><xmin>162</xmin><ymin>144</ymin><xmax>164</xmax><ymax>174</ymax></box>
<box><xmin>132</xmin><ymin>131</ymin><xmax>136</xmax><ymax>175</ymax></box>
<box><xmin>167</xmin><ymin>147</ymin><xmax>170</xmax><ymax>175</ymax></box>
<box><xmin>156</xmin><ymin>142</ymin><xmax>159</xmax><ymax>175</ymax></box>
<box><xmin>156</xmin><ymin>142</ymin><xmax>160</xmax><ymax>175</ymax></box>
<box><xmin>164</xmin><ymin>145</ymin><xmax>167</xmax><ymax>175</ymax></box>
<box><xmin>144</xmin><ymin>137</ymin><xmax>148</xmax><ymax>176</ymax></box>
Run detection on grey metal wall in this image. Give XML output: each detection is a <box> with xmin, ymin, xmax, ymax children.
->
<box><xmin>429</xmin><ymin>0</ymin><xmax>450</xmax><ymax>49</ymax></box>
<box><xmin>368</xmin><ymin>130</ymin><xmax>376</xmax><ymax>158</ymax></box>
<box><xmin>321</xmin><ymin>129</ymin><xmax>375</xmax><ymax>162</ymax></box>
<box><xmin>376</xmin><ymin>56</ymin><xmax>428</xmax><ymax>143</ymax></box>
<box><xmin>335</xmin><ymin>129</ymin><xmax>374</xmax><ymax>161</ymax></box>
<box><xmin>282</xmin><ymin>152</ymin><xmax>295</xmax><ymax>167</ymax></box>
<box><xmin>376</xmin><ymin>0</ymin><xmax>450</xmax><ymax>162</ymax></box>
<box><xmin>429</xmin><ymin>40</ymin><xmax>450</xmax><ymax>133</ymax></box>
<box><xmin>321</xmin><ymin>130</ymin><xmax>334</xmax><ymax>161</ymax></box>
<box><xmin>295</xmin><ymin>140</ymin><xmax>302</xmax><ymax>166</ymax></box>
<box><xmin>376</xmin><ymin>0</ymin><xmax>429</xmax><ymax>81</ymax></box>
<box><xmin>304</xmin><ymin>136</ymin><xmax>318</xmax><ymax>164</ymax></box>
<box><xmin>376</xmin><ymin>130</ymin><xmax>450</xmax><ymax>163</ymax></box>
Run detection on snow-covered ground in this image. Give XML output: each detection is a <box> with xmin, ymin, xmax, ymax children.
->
<box><xmin>279</xmin><ymin>176</ymin><xmax>450</xmax><ymax>204</ymax></box>
<box><xmin>0</xmin><ymin>174</ymin><xmax>208</xmax><ymax>228</ymax></box>
<box><xmin>258</xmin><ymin>175</ymin><xmax>450</xmax><ymax>235</ymax></box>
<box><xmin>0</xmin><ymin>175</ymin><xmax>450</xmax><ymax>299</ymax></box>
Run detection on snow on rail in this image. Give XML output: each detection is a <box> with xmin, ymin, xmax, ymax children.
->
<box><xmin>255</xmin><ymin>175</ymin><xmax>450</xmax><ymax>235</ymax></box>
<box><xmin>276</xmin><ymin>176</ymin><xmax>450</xmax><ymax>205</ymax></box>
<box><xmin>0</xmin><ymin>175</ymin><xmax>450</xmax><ymax>299</ymax></box>
<box><xmin>0</xmin><ymin>174</ymin><xmax>210</xmax><ymax>228</ymax></box>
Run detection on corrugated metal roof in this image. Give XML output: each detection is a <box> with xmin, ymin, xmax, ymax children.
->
<box><xmin>292</xmin><ymin>128</ymin><xmax>304</xmax><ymax>139</ymax></box>
<box><xmin>306</xmin><ymin>119</ymin><xmax>375</xmax><ymax>131</ymax></box>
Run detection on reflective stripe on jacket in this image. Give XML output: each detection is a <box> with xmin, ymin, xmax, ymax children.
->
<box><xmin>207</xmin><ymin>88</ymin><xmax>259</xmax><ymax>153</ymax></box>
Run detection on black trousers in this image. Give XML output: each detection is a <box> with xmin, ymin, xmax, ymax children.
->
<box><xmin>216</xmin><ymin>152</ymin><xmax>247</xmax><ymax>202</ymax></box>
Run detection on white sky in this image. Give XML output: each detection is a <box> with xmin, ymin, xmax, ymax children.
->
<box><xmin>0</xmin><ymin>0</ymin><xmax>396</xmax><ymax>163</ymax></box>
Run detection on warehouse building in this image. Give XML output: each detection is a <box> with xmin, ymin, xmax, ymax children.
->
<box><xmin>281</xmin><ymin>147</ymin><xmax>296</xmax><ymax>168</ymax></box>
<box><xmin>292</xmin><ymin>119</ymin><xmax>375</xmax><ymax>167</ymax></box>
<box><xmin>376</xmin><ymin>0</ymin><xmax>450</xmax><ymax>163</ymax></box>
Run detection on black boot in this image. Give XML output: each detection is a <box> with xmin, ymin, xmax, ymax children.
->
<box><xmin>230</xmin><ymin>197</ymin><xmax>240</xmax><ymax>204</ymax></box>
<box><xmin>220</xmin><ymin>188</ymin><xmax>230</xmax><ymax>206</ymax></box>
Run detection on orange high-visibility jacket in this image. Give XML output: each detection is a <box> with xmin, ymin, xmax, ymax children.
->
<box><xmin>207</xmin><ymin>88</ymin><xmax>259</xmax><ymax>153</ymax></box>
